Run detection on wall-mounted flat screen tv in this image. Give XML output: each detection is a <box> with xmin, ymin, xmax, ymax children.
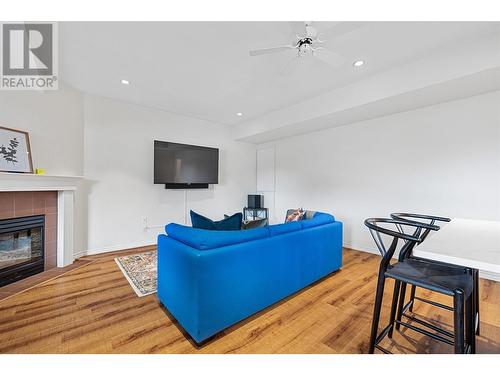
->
<box><xmin>154</xmin><ymin>140</ymin><xmax>219</xmax><ymax>189</ymax></box>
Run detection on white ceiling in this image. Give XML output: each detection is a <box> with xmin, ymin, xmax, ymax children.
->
<box><xmin>60</xmin><ymin>21</ymin><xmax>500</xmax><ymax>126</ymax></box>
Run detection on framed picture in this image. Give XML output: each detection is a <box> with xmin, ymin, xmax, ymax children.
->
<box><xmin>0</xmin><ymin>126</ymin><xmax>34</xmax><ymax>173</ymax></box>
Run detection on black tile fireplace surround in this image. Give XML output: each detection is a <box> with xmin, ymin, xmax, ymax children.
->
<box><xmin>0</xmin><ymin>215</ymin><xmax>45</xmax><ymax>287</ymax></box>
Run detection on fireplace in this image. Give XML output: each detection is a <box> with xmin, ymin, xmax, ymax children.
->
<box><xmin>0</xmin><ymin>215</ymin><xmax>45</xmax><ymax>287</ymax></box>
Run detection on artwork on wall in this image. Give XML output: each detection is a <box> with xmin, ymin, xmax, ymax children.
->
<box><xmin>0</xmin><ymin>126</ymin><xmax>34</xmax><ymax>173</ymax></box>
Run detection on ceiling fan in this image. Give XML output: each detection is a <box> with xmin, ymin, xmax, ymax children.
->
<box><xmin>249</xmin><ymin>21</ymin><xmax>364</xmax><ymax>69</ymax></box>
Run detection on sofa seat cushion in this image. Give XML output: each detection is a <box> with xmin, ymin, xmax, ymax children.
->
<box><xmin>268</xmin><ymin>221</ymin><xmax>302</xmax><ymax>236</ymax></box>
<box><xmin>301</xmin><ymin>212</ymin><xmax>335</xmax><ymax>229</ymax></box>
<box><xmin>166</xmin><ymin>223</ymin><xmax>270</xmax><ymax>250</ymax></box>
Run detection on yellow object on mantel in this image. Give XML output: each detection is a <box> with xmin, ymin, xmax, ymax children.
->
<box><xmin>35</xmin><ymin>168</ymin><xmax>46</xmax><ymax>175</ymax></box>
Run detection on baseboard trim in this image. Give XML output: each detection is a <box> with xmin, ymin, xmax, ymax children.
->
<box><xmin>343</xmin><ymin>242</ymin><xmax>380</xmax><ymax>256</ymax></box>
<box><xmin>343</xmin><ymin>242</ymin><xmax>500</xmax><ymax>282</ymax></box>
<box><xmin>73</xmin><ymin>240</ymin><xmax>157</xmax><ymax>259</ymax></box>
<box><xmin>479</xmin><ymin>270</ymin><xmax>500</xmax><ymax>282</ymax></box>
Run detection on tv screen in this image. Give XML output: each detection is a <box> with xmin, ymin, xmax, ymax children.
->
<box><xmin>154</xmin><ymin>141</ymin><xmax>219</xmax><ymax>185</ymax></box>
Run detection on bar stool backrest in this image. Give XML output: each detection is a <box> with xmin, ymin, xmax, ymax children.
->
<box><xmin>390</xmin><ymin>213</ymin><xmax>450</xmax><ymax>259</ymax></box>
<box><xmin>364</xmin><ymin>218</ymin><xmax>439</xmax><ymax>274</ymax></box>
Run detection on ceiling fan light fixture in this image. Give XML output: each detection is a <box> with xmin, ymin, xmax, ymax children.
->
<box><xmin>121</xmin><ymin>79</ymin><xmax>131</xmax><ymax>85</ymax></box>
<box><xmin>353</xmin><ymin>60</ymin><xmax>365</xmax><ymax>67</ymax></box>
<box><xmin>236</xmin><ymin>112</ymin><xmax>243</xmax><ymax>117</ymax></box>
<box><xmin>249</xmin><ymin>22</ymin><xmax>357</xmax><ymax>68</ymax></box>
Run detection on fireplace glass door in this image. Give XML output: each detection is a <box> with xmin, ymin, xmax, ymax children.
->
<box><xmin>0</xmin><ymin>215</ymin><xmax>45</xmax><ymax>287</ymax></box>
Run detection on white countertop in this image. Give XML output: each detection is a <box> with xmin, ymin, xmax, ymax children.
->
<box><xmin>414</xmin><ymin>218</ymin><xmax>500</xmax><ymax>274</ymax></box>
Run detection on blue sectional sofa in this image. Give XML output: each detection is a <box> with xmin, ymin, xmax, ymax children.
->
<box><xmin>157</xmin><ymin>212</ymin><xmax>343</xmax><ymax>344</ymax></box>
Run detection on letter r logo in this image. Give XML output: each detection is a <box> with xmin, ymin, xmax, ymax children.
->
<box><xmin>2</xmin><ymin>23</ymin><xmax>53</xmax><ymax>75</ymax></box>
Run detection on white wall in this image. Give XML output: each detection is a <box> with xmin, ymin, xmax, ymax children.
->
<box><xmin>259</xmin><ymin>91</ymin><xmax>500</xmax><ymax>253</ymax></box>
<box><xmin>0</xmin><ymin>84</ymin><xmax>84</xmax><ymax>176</ymax></box>
<box><xmin>82</xmin><ymin>95</ymin><xmax>256</xmax><ymax>254</ymax></box>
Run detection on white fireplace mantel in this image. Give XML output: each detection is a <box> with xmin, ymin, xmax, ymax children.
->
<box><xmin>0</xmin><ymin>172</ymin><xmax>83</xmax><ymax>191</ymax></box>
<box><xmin>0</xmin><ymin>172</ymin><xmax>83</xmax><ymax>267</ymax></box>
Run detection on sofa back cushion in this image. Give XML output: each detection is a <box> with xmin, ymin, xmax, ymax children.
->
<box><xmin>166</xmin><ymin>223</ymin><xmax>269</xmax><ymax>250</ymax></box>
<box><xmin>301</xmin><ymin>212</ymin><xmax>335</xmax><ymax>229</ymax></box>
<box><xmin>268</xmin><ymin>221</ymin><xmax>302</xmax><ymax>236</ymax></box>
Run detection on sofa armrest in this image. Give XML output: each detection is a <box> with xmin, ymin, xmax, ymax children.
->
<box><xmin>157</xmin><ymin>234</ymin><xmax>201</xmax><ymax>339</ymax></box>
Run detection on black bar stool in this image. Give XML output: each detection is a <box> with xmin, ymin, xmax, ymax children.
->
<box><xmin>365</xmin><ymin>218</ymin><xmax>475</xmax><ymax>354</ymax></box>
<box><xmin>390</xmin><ymin>213</ymin><xmax>480</xmax><ymax>338</ymax></box>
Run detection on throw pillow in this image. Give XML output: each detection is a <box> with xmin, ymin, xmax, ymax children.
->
<box><xmin>303</xmin><ymin>210</ymin><xmax>317</xmax><ymax>220</ymax></box>
<box><xmin>217</xmin><ymin>212</ymin><xmax>243</xmax><ymax>230</ymax></box>
<box><xmin>191</xmin><ymin>210</ymin><xmax>242</xmax><ymax>231</ymax></box>
<box><xmin>190</xmin><ymin>210</ymin><xmax>217</xmax><ymax>230</ymax></box>
<box><xmin>285</xmin><ymin>208</ymin><xmax>306</xmax><ymax>223</ymax></box>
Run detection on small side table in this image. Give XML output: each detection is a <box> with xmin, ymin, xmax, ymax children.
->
<box><xmin>243</xmin><ymin>207</ymin><xmax>268</xmax><ymax>222</ymax></box>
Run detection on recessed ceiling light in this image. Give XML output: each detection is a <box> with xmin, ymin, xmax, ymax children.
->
<box><xmin>353</xmin><ymin>60</ymin><xmax>365</xmax><ymax>67</ymax></box>
<box><xmin>236</xmin><ymin>112</ymin><xmax>243</xmax><ymax>117</ymax></box>
<box><xmin>121</xmin><ymin>79</ymin><xmax>130</xmax><ymax>85</ymax></box>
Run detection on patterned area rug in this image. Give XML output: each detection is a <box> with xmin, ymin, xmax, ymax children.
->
<box><xmin>115</xmin><ymin>251</ymin><xmax>157</xmax><ymax>297</ymax></box>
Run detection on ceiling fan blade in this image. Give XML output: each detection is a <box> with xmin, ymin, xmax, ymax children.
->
<box><xmin>318</xmin><ymin>21</ymin><xmax>367</xmax><ymax>39</ymax></box>
<box><xmin>313</xmin><ymin>48</ymin><xmax>345</xmax><ymax>68</ymax></box>
<box><xmin>249</xmin><ymin>45</ymin><xmax>296</xmax><ymax>56</ymax></box>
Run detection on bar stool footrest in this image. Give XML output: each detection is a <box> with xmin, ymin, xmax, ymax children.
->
<box><xmin>396</xmin><ymin>319</ymin><xmax>454</xmax><ymax>346</ymax></box>
<box><xmin>401</xmin><ymin>313</ymin><xmax>454</xmax><ymax>338</ymax></box>
<box><xmin>414</xmin><ymin>296</ymin><xmax>454</xmax><ymax>311</ymax></box>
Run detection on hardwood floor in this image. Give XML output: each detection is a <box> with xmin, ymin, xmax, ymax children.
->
<box><xmin>0</xmin><ymin>247</ymin><xmax>498</xmax><ymax>354</ymax></box>
<box><xmin>0</xmin><ymin>258</ymin><xmax>94</xmax><ymax>301</ymax></box>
